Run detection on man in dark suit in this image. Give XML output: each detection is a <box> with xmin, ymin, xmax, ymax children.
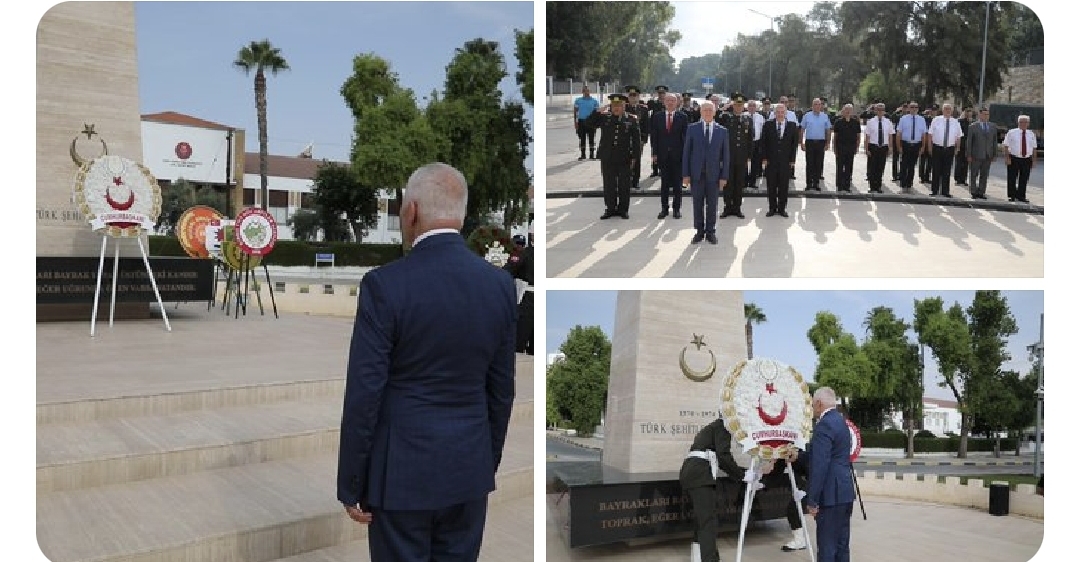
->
<box><xmin>759</xmin><ymin>103</ymin><xmax>799</xmax><ymax>217</ymax></box>
<box><xmin>586</xmin><ymin>94</ymin><xmax>641</xmax><ymax>219</ymax></box>
<box><xmin>650</xmin><ymin>91</ymin><xmax>688</xmax><ymax>219</ymax></box>
<box><xmin>337</xmin><ymin>162</ymin><xmax>517</xmax><ymax>562</ymax></box>
<box><xmin>953</xmin><ymin>107</ymin><xmax>972</xmax><ymax>185</ymax></box>
<box><xmin>719</xmin><ymin>92</ymin><xmax>754</xmax><ymax>218</ymax></box>
<box><xmin>965</xmin><ymin>106</ymin><xmax>997</xmax><ymax>199</ymax></box>
<box><xmin>682</xmin><ymin>100</ymin><xmax>730</xmax><ymax>245</ymax></box>
<box><xmin>679</xmin><ymin>416</ymin><xmax>749</xmax><ymax>562</ymax></box>
<box><xmin>503</xmin><ymin>224</ymin><xmax>533</xmax><ymax>355</ymax></box>
<box><xmin>793</xmin><ymin>387</ymin><xmax>855</xmax><ymax>562</ymax></box>
<box><xmin>647</xmin><ymin>85</ymin><xmax>669</xmax><ymax>177</ymax></box>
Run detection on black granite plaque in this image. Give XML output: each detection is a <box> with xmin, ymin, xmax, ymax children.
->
<box><xmin>37</xmin><ymin>257</ymin><xmax>214</xmax><ymax>304</ymax></box>
<box><xmin>555</xmin><ymin>463</ymin><xmax>795</xmax><ymax>548</ymax></box>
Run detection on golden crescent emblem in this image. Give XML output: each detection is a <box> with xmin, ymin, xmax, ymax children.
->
<box><xmin>70</xmin><ymin>135</ymin><xmax>109</xmax><ymax>167</ymax></box>
<box><xmin>679</xmin><ymin>346</ymin><xmax>717</xmax><ymax>382</ymax></box>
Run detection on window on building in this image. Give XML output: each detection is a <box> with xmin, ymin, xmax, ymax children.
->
<box><xmin>243</xmin><ymin>188</ymin><xmax>256</xmax><ymax>206</ymax></box>
<box><xmin>274</xmin><ymin>282</ymin><xmax>286</xmax><ymax>293</ymax></box>
<box><xmin>323</xmin><ymin>284</ymin><xmax>334</xmax><ymax>295</ymax></box>
<box><xmin>300</xmin><ymin>192</ymin><xmax>314</xmax><ymax>208</ymax></box>
<box><xmin>387</xmin><ymin>197</ymin><xmax>401</xmax><ymax>231</ymax></box>
<box><xmin>268</xmin><ymin>190</ymin><xmax>288</xmax><ymax>208</ymax></box>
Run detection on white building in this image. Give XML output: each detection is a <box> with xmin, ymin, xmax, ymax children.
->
<box><xmin>889</xmin><ymin>397</ymin><xmax>962</xmax><ymax>437</ymax></box>
<box><xmin>141</xmin><ymin>111</ymin><xmax>530</xmax><ymax>243</ymax></box>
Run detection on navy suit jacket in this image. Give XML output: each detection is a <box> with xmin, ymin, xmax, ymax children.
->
<box><xmin>649</xmin><ymin>109</ymin><xmax>688</xmax><ymax>160</ymax></box>
<box><xmin>682</xmin><ymin>119</ymin><xmax>730</xmax><ymax>184</ymax></box>
<box><xmin>803</xmin><ymin>409</ymin><xmax>856</xmax><ymax>509</ymax></box>
<box><xmin>336</xmin><ymin>233</ymin><xmax>517</xmax><ymax>511</ymax></box>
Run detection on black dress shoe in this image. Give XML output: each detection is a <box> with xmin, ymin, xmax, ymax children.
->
<box><xmin>735</xmin><ymin>212</ymin><xmax>745</xmax><ymax>219</ymax></box>
<box><xmin>620</xmin><ymin>212</ymin><xmax>630</xmax><ymax>219</ymax></box>
<box><xmin>943</xmin><ymin>194</ymin><xmax>953</xmax><ymax>198</ymax></box>
<box><xmin>577</xmin><ymin>155</ymin><xmax>586</xmax><ymax>161</ymax></box>
<box><xmin>719</xmin><ymin>211</ymin><xmax>731</xmax><ymax>218</ymax></box>
<box><xmin>600</xmin><ymin>211</ymin><xmax>614</xmax><ymax>219</ymax></box>
<box><xmin>779</xmin><ymin>211</ymin><xmax>789</xmax><ymax>218</ymax></box>
<box><xmin>1019</xmin><ymin>198</ymin><xmax>1030</xmax><ymax>204</ymax></box>
<box><xmin>1009</xmin><ymin>197</ymin><xmax>1016</xmax><ymax>202</ymax></box>
<box><xmin>706</xmin><ymin>233</ymin><xmax>718</xmax><ymax>245</ymax></box>
<box><xmin>766</xmin><ymin>211</ymin><xmax>777</xmax><ymax>217</ymax></box>
<box><xmin>673</xmin><ymin>210</ymin><xmax>682</xmax><ymax>219</ymax></box>
<box><xmin>691</xmin><ymin>232</ymin><xmax>705</xmax><ymax>244</ymax></box>
<box><xmin>657</xmin><ymin>210</ymin><xmax>669</xmax><ymax>219</ymax></box>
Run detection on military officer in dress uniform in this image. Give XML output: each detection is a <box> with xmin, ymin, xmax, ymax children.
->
<box><xmin>625</xmin><ymin>86</ymin><xmax>652</xmax><ymax>190</ymax></box>
<box><xmin>681</xmin><ymin>92</ymin><xmax>701</xmax><ymax>123</ymax></box>
<box><xmin>718</xmin><ymin>92</ymin><xmax>754</xmax><ymax>218</ymax></box>
<box><xmin>585</xmin><ymin>93</ymin><xmax>640</xmax><ymax>220</ymax></box>
<box><xmin>648</xmin><ymin>85</ymin><xmax>669</xmax><ymax>177</ymax></box>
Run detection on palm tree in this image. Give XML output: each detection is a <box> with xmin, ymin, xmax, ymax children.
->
<box><xmin>234</xmin><ymin>39</ymin><xmax>289</xmax><ymax>211</ymax></box>
<box><xmin>744</xmin><ymin>303</ymin><xmax>767</xmax><ymax>359</ymax></box>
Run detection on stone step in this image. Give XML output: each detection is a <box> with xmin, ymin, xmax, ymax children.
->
<box><xmin>38</xmin><ymin>396</ymin><xmax>534</xmax><ymax>493</ymax></box>
<box><xmin>271</xmin><ymin>494</ymin><xmax>534</xmax><ymax>562</ymax></box>
<box><xmin>37</xmin><ymin>421</ymin><xmax>533</xmax><ymax>562</ymax></box>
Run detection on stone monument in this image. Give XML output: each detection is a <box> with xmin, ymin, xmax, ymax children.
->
<box><xmin>603</xmin><ymin>290</ymin><xmax>750</xmax><ymax>478</ymax></box>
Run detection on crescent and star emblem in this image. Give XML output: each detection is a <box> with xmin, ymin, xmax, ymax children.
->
<box><xmin>757</xmin><ymin>382</ymin><xmax>789</xmax><ymax>425</ymax></box>
<box><xmin>105</xmin><ymin>176</ymin><xmax>135</xmax><ymax>211</ymax></box>
<box><xmin>70</xmin><ymin>124</ymin><xmax>109</xmax><ymax>167</ymax></box>
<box><xmin>679</xmin><ymin>333</ymin><xmax>717</xmax><ymax>382</ymax></box>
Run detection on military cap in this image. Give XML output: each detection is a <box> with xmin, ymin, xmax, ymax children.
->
<box><xmin>626</xmin><ymin>85</ymin><xmax>641</xmax><ymax>95</ymax></box>
<box><xmin>730</xmin><ymin>92</ymin><xmax>747</xmax><ymax>103</ymax></box>
<box><xmin>761</xmin><ymin>97</ymin><xmax>771</xmax><ymax>104</ymax></box>
<box><xmin>655</xmin><ymin>85</ymin><xmax>668</xmax><ymax>92</ymax></box>
<box><xmin>932</xmin><ymin>104</ymin><xmax>940</xmax><ymax>110</ymax></box>
<box><xmin>682</xmin><ymin>92</ymin><xmax>693</xmax><ymax>98</ymax></box>
<box><xmin>608</xmin><ymin>93</ymin><xmax>629</xmax><ymax>104</ymax></box>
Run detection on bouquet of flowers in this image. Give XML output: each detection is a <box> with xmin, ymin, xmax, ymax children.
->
<box><xmin>466</xmin><ymin>225</ymin><xmax>520</xmax><ymax>267</ymax></box>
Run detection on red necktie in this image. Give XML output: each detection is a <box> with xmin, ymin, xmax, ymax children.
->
<box><xmin>666</xmin><ymin>112</ymin><xmax>672</xmax><ymax>132</ymax></box>
<box><xmin>1021</xmin><ymin>131</ymin><xmax>1027</xmax><ymax>156</ymax></box>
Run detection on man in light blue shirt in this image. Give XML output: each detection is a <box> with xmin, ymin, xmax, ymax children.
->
<box><xmin>799</xmin><ymin>98</ymin><xmax>832</xmax><ymax>190</ymax></box>
<box><xmin>895</xmin><ymin>101</ymin><xmax>929</xmax><ymax>192</ymax></box>
<box><xmin>574</xmin><ymin>86</ymin><xmax>601</xmax><ymax>160</ymax></box>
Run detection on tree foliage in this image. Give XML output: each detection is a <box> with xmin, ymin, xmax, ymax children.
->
<box><xmin>155</xmin><ymin>180</ymin><xmax>227</xmax><ymax>236</ymax></box>
<box><xmin>514</xmin><ymin>28</ymin><xmax>534</xmax><ymax>105</ymax></box>
<box><xmin>546</xmin><ymin>325</ymin><xmax>612</xmax><ymax>434</ymax></box>
<box><xmin>744</xmin><ymin>303</ymin><xmax>767</xmax><ymax>360</ymax></box>
<box><xmin>233</xmin><ymin>39</ymin><xmax>289</xmax><ymax>210</ymax></box>
<box><xmin>309</xmin><ymin>161</ymin><xmax>379</xmax><ymax>242</ymax></box>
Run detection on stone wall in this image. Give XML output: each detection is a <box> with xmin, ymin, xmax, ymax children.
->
<box><xmin>859</xmin><ymin>470</ymin><xmax>1043</xmax><ymax>519</ymax></box>
<box><xmin>985</xmin><ymin>65</ymin><xmax>1044</xmax><ymax>105</ymax></box>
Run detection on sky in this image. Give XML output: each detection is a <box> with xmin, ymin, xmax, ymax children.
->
<box><xmin>546</xmin><ymin>290</ymin><xmax>1045</xmax><ymax>402</ymax></box>
<box><xmin>134</xmin><ymin>1</ymin><xmax>535</xmax><ymax>170</ymax></box>
<box><xmin>667</xmin><ymin>1</ymin><xmax>821</xmax><ymax>64</ymax></box>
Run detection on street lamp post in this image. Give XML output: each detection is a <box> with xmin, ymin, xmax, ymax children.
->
<box><xmin>749</xmin><ymin>9</ymin><xmax>780</xmax><ymax>98</ymax></box>
<box><xmin>1033</xmin><ymin>313</ymin><xmax>1044</xmax><ymax>479</ymax></box>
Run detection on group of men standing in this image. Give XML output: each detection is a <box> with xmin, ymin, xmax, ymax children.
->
<box><xmin>573</xmin><ymin>85</ymin><xmax>1041</xmax><ymax>228</ymax></box>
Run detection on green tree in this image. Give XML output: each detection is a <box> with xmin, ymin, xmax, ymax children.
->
<box><xmin>963</xmin><ymin>290</ymin><xmax>1019</xmax><ymax>454</ymax></box>
<box><xmin>427</xmin><ymin>38</ymin><xmax>531</xmax><ymax>235</ymax></box>
<box><xmin>546</xmin><ymin>325</ymin><xmax>612</xmax><ymax>435</ymax></box>
<box><xmin>547</xmin><ymin>1</ymin><xmax>678</xmax><ymax>82</ymax></box>
<box><xmin>286</xmin><ymin>208</ymin><xmax>319</xmax><ymax>242</ymax></box>
<box><xmin>514</xmin><ymin>28</ymin><xmax>534</xmax><ymax>105</ymax></box>
<box><xmin>913</xmin><ymin>297</ymin><xmax>974</xmax><ymax>457</ymax></box>
<box><xmin>233</xmin><ymin>39</ymin><xmax>289</xmax><ymax>211</ymax></box>
<box><xmin>155</xmin><ymin>179</ymin><xmax>227</xmax><ymax>236</ymax></box>
<box><xmin>744</xmin><ymin>303</ymin><xmax>767</xmax><ymax>360</ymax></box>
<box><xmin>309</xmin><ymin>161</ymin><xmax>379</xmax><ymax>242</ymax></box>
<box><xmin>860</xmin><ymin>306</ymin><xmax>921</xmax><ymax>455</ymax></box>
<box><xmin>808</xmin><ymin>311</ymin><xmax>873</xmax><ymax>410</ymax></box>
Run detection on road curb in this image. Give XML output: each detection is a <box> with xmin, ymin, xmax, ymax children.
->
<box><xmin>547</xmin><ymin>432</ymin><xmax>603</xmax><ymax>451</ymax></box>
<box><xmin>857</xmin><ymin>459</ymin><xmax>1035</xmax><ymax>467</ymax></box>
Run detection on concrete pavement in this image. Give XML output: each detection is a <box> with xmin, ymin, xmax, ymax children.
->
<box><xmin>545</xmin><ymin>107</ymin><xmax>1043</xmax><ymax>278</ymax></box>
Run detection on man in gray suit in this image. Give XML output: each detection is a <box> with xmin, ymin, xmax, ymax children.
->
<box><xmin>966</xmin><ymin>107</ymin><xmax>997</xmax><ymax>199</ymax></box>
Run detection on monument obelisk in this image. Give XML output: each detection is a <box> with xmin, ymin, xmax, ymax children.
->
<box><xmin>37</xmin><ymin>2</ymin><xmax>147</xmax><ymax>320</ymax></box>
<box><xmin>602</xmin><ymin>291</ymin><xmax>748</xmax><ymax>479</ymax></box>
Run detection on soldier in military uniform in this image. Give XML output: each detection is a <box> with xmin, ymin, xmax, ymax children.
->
<box><xmin>647</xmin><ymin>85</ymin><xmax>669</xmax><ymax>177</ymax></box>
<box><xmin>718</xmin><ymin>92</ymin><xmax>754</xmax><ymax>218</ymax></box>
<box><xmin>890</xmin><ymin>103</ymin><xmax>905</xmax><ymax>182</ymax></box>
<box><xmin>681</xmin><ymin>92</ymin><xmax>701</xmax><ymax>123</ymax></box>
<box><xmin>679</xmin><ymin>416</ymin><xmax>756</xmax><ymax>562</ymax></box>
<box><xmin>585</xmin><ymin>94</ymin><xmax>641</xmax><ymax>219</ymax></box>
<box><xmin>625</xmin><ymin>86</ymin><xmax>652</xmax><ymax>190</ymax></box>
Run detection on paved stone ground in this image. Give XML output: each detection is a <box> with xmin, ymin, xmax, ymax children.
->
<box><xmin>545</xmin><ymin>107</ymin><xmax>1044</xmax><ymax>278</ymax></box>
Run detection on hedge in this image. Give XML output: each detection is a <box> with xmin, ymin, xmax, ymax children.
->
<box><xmin>148</xmin><ymin>235</ymin><xmax>403</xmax><ymax>267</ymax></box>
<box><xmin>859</xmin><ymin>432</ymin><xmax>1018</xmax><ymax>452</ymax></box>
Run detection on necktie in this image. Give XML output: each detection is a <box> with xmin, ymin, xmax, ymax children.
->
<box><xmin>878</xmin><ymin>117</ymin><xmax>884</xmax><ymax>146</ymax></box>
<box><xmin>706</xmin><ymin>123</ymin><xmax>711</xmax><ymax>143</ymax></box>
<box><xmin>983</xmin><ymin>122</ymin><xmax>989</xmax><ymax>133</ymax></box>
<box><xmin>1021</xmin><ymin>130</ymin><xmax>1027</xmax><ymax>157</ymax></box>
<box><xmin>666</xmin><ymin>112</ymin><xmax>672</xmax><ymax>132</ymax></box>
<box><xmin>910</xmin><ymin>116</ymin><xmax>915</xmax><ymax>142</ymax></box>
<box><xmin>944</xmin><ymin>119</ymin><xmax>950</xmax><ymax>148</ymax></box>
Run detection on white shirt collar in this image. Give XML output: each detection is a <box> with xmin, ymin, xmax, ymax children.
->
<box><xmin>411</xmin><ymin>228</ymin><xmax>459</xmax><ymax>247</ymax></box>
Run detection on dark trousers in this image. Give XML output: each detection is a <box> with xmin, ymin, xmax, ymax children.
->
<box><xmin>954</xmin><ymin>146</ymin><xmax>969</xmax><ymax>183</ymax></box>
<box><xmin>835</xmin><ymin>144</ymin><xmax>857</xmax><ymax>190</ymax></box>
<box><xmin>632</xmin><ymin>139</ymin><xmax>646</xmax><ymax>187</ymax></box>
<box><xmin>724</xmin><ymin>154</ymin><xmax>749</xmax><ymax>213</ymax></box>
<box><xmin>601</xmin><ymin>158</ymin><xmax>632</xmax><ymax>214</ymax></box>
<box><xmin>687</xmin><ymin>486</ymin><xmax>720</xmax><ymax>562</ymax></box>
<box><xmin>1007</xmin><ymin>156</ymin><xmax>1033</xmax><ymax>200</ymax></box>
<box><xmin>919</xmin><ymin>149</ymin><xmax>932</xmax><ymax>182</ymax></box>
<box><xmin>516</xmin><ymin>293</ymin><xmax>533</xmax><ymax>355</ymax></box>
<box><xmin>658</xmin><ymin>151</ymin><xmax>683</xmax><ymax>213</ymax></box>
<box><xmin>900</xmin><ymin>143</ymin><xmax>921</xmax><ymax>188</ymax></box>
<box><xmin>815</xmin><ymin>502</ymin><xmax>853</xmax><ymax>562</ymax></box>
<box><xmin>891</xmin><ymin>147</ymin><xmax>902</xmax><ymax>180</ymax></box>
<box><xmin>576</xmin><ymin>123</ymin><xmax>596</xmax><ymax>155</ymax></box>
<box><xmin>765</xmin><ymin>162</ymin><xmax>791</xmax><ymax>212</ymax></box>
<box><xmin>748</xmin><ymin>141</ymin><xmax>763</xmax><ymax>186</ymax></box>
<box><xmin>369</xmin><ymin>497</ymin><xmax>488</xmax><ymax>562</ymax></box>
<box><xmin>804</xmin><ymin>139</ymin><xmax>826</xmax><ymax>188</ymax></box>
<box><xmin>931</xmin><ymin>145</ymin><xmax>956</xmax><ymax>195</ymax></box>
<box><xmin>691</xmin><ymin>173</ymin><xmax>720</xmax><ymax>234</ymax></box>
<box><xmin>867</xmin><ymin>145</ymin><xmax>889</xmax><ymax>189</ymax></box>
<box><xmin>969</xmin><ymin>157</ymin><xmax>992</xmax><ymax>196</ymax></box>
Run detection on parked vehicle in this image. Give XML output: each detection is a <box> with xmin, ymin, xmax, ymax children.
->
<box><xmin>988</xmin><ymin>102</ymin><xmax>1043</xmax><ymax>151</ymax></box>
